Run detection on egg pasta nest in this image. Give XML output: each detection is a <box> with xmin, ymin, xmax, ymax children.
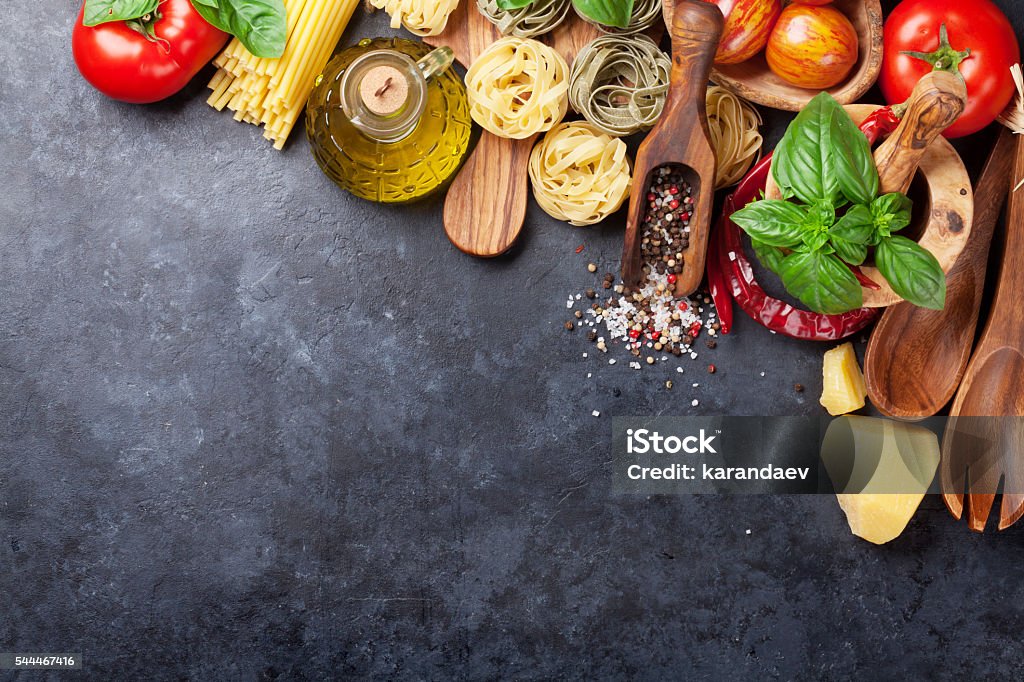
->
<box><xmin>528</xmin><ymin>122</ymin><xmax>632</xmax><ymax>226</ymax></box>
<box><xmin>466</xmin><ymin>37</ymin><xmax>570</xmax><ymax>139</ymax></box>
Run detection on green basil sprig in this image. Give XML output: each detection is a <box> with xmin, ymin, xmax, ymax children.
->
<box><xmin>83</xmin><ymin>0</ymin><xmax>160</xmax><ymax>26</ymax></box>
<box><xmin>731</xmin><ymin>91</ymin><xmax>946</xmax><ymax>314</ymax></box>
<box><xmin>82</xmin><ymin>0</ymin><xmax>286</xmax><ymax>58</ymax></box>
<box><xmin>191</xmin><ymin>0</ymin><xmax>286</xmax><ymax>58</ymax></box>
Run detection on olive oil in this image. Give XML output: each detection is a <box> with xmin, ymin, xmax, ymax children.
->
<box><xmin>306</xmin><ymin>38</ymin><xmax>472</xmax><ymax>204</ymax></box>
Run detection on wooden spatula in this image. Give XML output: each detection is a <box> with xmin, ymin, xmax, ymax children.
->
<box><xmin>621</xmin><ymin>0</ymin><xmax>723</xmax><ymax>297</ymax></box>
<box><xmin>865</xmin><ymin>129</ymin><xmax>1012</xmax><ymax>419</ymax></box>
<box><xmin>940</xmin><ymin>126</ymin><xmax>1024</xmax><ymax>531</ymax></box>
<box><xmin>424</xmin><ymin>4</ymin><xmax>600</xmax><ymax>257</ymax></box>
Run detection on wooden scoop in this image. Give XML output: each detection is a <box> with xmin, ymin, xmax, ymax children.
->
<box><xmin>621</xmin><ymin>0</ymin><xmax>723</xmax><ymax>296</ymax></box>
<box><xmin>865</xmin><ymin>128</ymin><xmax>1013</xmax><ymax>419</ymax></box>
<box><xmin>423</xmin><ymin>5</ymin><xmax>600</xmax><ymax>257</ymax></box>
<box><xmin>940</xmin><ymin>131</ymin><xmax>1024</xmax><ymax>531</ymax></box>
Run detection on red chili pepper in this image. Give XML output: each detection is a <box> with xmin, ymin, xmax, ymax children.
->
<box><xmin>705</xmin><ymin>106</ymin><xmax>899</xmax><ymax>340</ymax></box>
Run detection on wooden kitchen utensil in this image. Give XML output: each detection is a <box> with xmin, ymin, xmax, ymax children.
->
<box><xmin>621</xmin><ymin>0</ymin><xmax>724</xmax><ymax>297</ymax></box>
<box><xmin>864</xmin><ymin>128</ymin><xmax>1015</xmax><ymax>419</ymax></box>
<box><xmin>765</xmin><ymin>72</ymin><xmax>973</xmax><ymax>307</ymax></box>
<box><xmin>423</xmin><ymin>4</ymin><xmax>600</xmax><ymax>257</ymax></box>
<box><xmin>940</xmin><ymin>72</ymin><xmax>1024</xmax><ymax>531</ymax></box>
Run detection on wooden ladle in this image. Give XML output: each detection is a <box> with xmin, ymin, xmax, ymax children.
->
<box><xmin>621</xmin><ymin>0</ymin><xmax>723</xmax><ymax>297</ymax></box>
<box><xmin>864</xmin><ymin>127</ymin><xmax>1014</xmax><ymax>418</ymax></box>
<box><xmin>940</xmin><ymin>130</ymin><xmax>1024</xmax><ymax>531</ymax></box>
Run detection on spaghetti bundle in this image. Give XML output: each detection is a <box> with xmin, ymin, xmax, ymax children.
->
<box><xmin>207</xmin><ymin>0</ymin><xmax>360</xmax><ymax>149</ymax></box>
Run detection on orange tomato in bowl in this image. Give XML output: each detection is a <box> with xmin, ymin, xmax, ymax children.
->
<box><xmin>765</xmin><ymin>4</ymin><xmax>858</xmax><ymax>89</ymax></box>
<box><xmin>708</xmin><ymin>0</ymin><xmax>782</xmax><ymax>65</ymax></box>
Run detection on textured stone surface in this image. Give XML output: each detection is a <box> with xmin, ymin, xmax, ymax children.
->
<box><xmin>3</xmin><ymin>1</ymin><xmax>1024</xmax><ymax>678</ymax></box>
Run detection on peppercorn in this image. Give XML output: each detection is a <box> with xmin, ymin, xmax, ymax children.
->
<box><xmin>708</xmin><ymin>364</ymin><xmax>716</xmax><ymax>374</ymax></box>
<box><xmin>585</xmin><ymin>288</ymin><xmax>596</xmax><ymax>299</ymax></box>
<box><xmin>587</xmin><ymin>330</ymin><xmax>597</xmax><ymax>342</ymax></box>
<box><xmin>706</xmin><ymin>339</ymin><xmax>717</xmax><ymax>349</ymax></box>
<box><xmin>564</xmin><ymin>321</ymin><xmax>574</xmax><ymax>331</ymax></box>
<box><xmin>574</xmin><ymin>310</ymin><xmax>583</xmax><ymax>319</ymax></box>
<box><xmin>587</xmin><ymin>263</ymin><xmax>597</xmax><ymax>273</ymax></box>
<box><xmin>794</xmin><ymin>383</ymin><xmax>805</xmax><ymax>393</ymax></box>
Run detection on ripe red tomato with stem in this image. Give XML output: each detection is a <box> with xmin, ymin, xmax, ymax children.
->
<box><xmin>72</xmin><ymin>0</ymin><xmax>228</xmax><ymax>104</ymax></box>
<box><xmin>879</xmin><ymin>0</ymin><xmax>1019</xmax><ymax>138</ymax></box>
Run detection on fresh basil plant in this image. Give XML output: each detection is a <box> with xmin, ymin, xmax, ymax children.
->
<box><xmin>83</xmin><ymin>0</ymin><xmax>287</xmax><ymax>58</ymax></box>
<box><xmin>731</xmin><ymin>92</ymin><xmax>946</xmax><ymax>314</ymax></box>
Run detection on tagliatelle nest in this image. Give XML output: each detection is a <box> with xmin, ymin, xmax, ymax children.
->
<box><xmin>528</xmin><ymin>122</ymin><xmax>632</xmax><ymax>226</ymax></box>
<box><xmin>466</xmin><ymin>37</ymin><xmax>570</xmax><ymax>139</ymax></box>
<box><xmin>369</xmin><ymin>0</ymin><xmax>459</xmax><ymax>36</ymax></box>
<box><xmin>569</xmin><ymin>34</ymin><xmax>671</xmax><ymax>137</ymax></box>
<box><xmin>476</xmin><ymin>0</ymin><xmax>572</xmax><ymax>38</ymax></box>
<box><xmin>706</xmin><ymin>85</ymin><xmax>763</xmax><ymax>188</ymax></box>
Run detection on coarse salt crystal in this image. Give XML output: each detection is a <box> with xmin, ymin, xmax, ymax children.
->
<box><xmin>582</xmin><ymin>353</ymin><xmax>588</xmax><ymax>358</ymax></box>
<box><xmin>609</xmin><ymin>359</ymin><xmax>616</xmax><ymax>365</ymax></box>
<box><xmin>691</xmin><ymin>399</ymin><xmax>699</xmax><ymax>407</ymax></box>
<box><xmin>690</xmin><ymin>352</ymin><xmax>698</xmax><ymax>360</ymax></box>
<box><xmin>592</xmin><ymin>410</ymin><xmax>600</xmax><ymax>417</ymax></box>
<box><xmin>676</xmin><ymin>367</ymin><xmax>684</xmax><ymax>374</ymax></box>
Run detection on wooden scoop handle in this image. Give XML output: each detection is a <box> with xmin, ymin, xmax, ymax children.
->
<box><xmin>874</xmin><ymin>71</ymin><xmax>966</xmax><ymax>194</ymax></box>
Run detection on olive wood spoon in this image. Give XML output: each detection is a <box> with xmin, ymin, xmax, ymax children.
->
<box><xmin>621</xmin><ymin>0</ymin><xmax>723</xmax><ymax>297</ymax></box>
<box><xmin>423</xmin><ymin>5</ymin><xmax>600</xmax><ymax>257</ymax></box>
<box><xmin>865</xmin><ymin>129</ymin><xmax>1010</xmax><ymax>420</ymax></box>
<box><xmin>940</xmin><ymin>130</ymin><xmax>1024</xmax><ymax>531</ymax></box>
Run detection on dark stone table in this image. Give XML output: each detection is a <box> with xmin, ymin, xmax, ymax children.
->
<box><xmin>3</xmin><ymin>1</ymin><xmax>1024</xmax><ymax>678</ymax></box>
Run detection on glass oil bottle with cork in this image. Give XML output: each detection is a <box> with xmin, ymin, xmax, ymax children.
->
<box><xmin>306</xmin><ymin>38</ymin><xmax>472</xmax><ymax>204</ymax></box>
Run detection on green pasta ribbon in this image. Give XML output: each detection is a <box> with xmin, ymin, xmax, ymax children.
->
<box><xmin>569</xmin><ymin>34</ymin><xmax>671</xmax><ymax>137</ymax></box>
<box><xmin>477</xmin><ymin>0</ymin><xmax>573</xmax><ymax>38</ymax></box>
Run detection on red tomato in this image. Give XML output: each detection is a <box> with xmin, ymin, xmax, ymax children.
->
<box><xmin>72</xmin><ymin>0</ymin><xmax>228</xmax><ymax>104</ymax></box>
<box><xmin>707</xmin><ymin>0</ymin><xmax>782</xmax><ymax>65</ymax></box>
<box><xmin>880</xmin><ymin>0</ymin><xmax>1019</xmax><ymax>138</ymax></box>
<box><xmin>765</xmin><ymin>4</ymin><xmax>858</xmax><ymax>89</ymax></box>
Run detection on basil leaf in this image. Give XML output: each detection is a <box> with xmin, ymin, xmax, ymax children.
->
<box><xmin>730</xmin><ymin>200</ymin><xmax>808</xmax><ymax>249</ymax></box>
<box><xmin>779</xmin><ymin>251</ymin><xmax>863</xmax><ymax>314</ymax></box>
<box><xmin>830</xmin><ymin>237</ymin><xmax>868</xmax><ymax>265</ymax></box>
<box><xmin>871</xmin><ymin>192</ymin><xmax>913</xmax><ymax>239</ymax></box>
<box><xmin>496</xmin><ymin>0</ymin><xmax>535</xmax><ymax>8</ymax></box>
<box><xmin>751</xmin><ymin>239</ymin><xmax>785</xmax><ymax>275</ymax></box>
<box><xmin>83</xmin><ymin>0</ymin><xmax>159</xmax><ymax>26</ymax></box>
<box><xmin>573</xmin><ymin>0</ymin><xmax>634</xmax><ymax>28</ymax></box>
<box><xmin>875</xmin><ymin>235</ymin><xmax>947</xmax><ymax>310</ymax></box>
<box><xmin>829</xmin><ymin>104</ymin><xmax>879</xmax><ymax>206</ymax></box>
<box><xmin>191</xmin><ymin>0</ymin><xmax>286</xmax><ymax>58</ymax></box>
<box><xmin>830</xmin><ymin>204</ymin><xmax>874</xmax><ymax>244</ymax></box>
<box><xmin>772</xmin><ymin>92</ymin><xmax>842</xmax><ymax>206</ymax></box>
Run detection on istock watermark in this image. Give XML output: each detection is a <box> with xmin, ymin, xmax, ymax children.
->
<box><xmin>612</xmin><ymin>415</ymin><xmax>1024</xmax><ymax>496</ymax></box>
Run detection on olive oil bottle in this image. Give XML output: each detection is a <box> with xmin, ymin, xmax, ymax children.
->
<box><xmin>306</xmin><ymin>38</ymin><xmax>472</xmax><ymax>204</ymax></box>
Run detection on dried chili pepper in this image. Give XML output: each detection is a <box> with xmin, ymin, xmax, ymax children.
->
<box><xmin>708</xmin><ymin>106</ymin><xmax>901</xmax><ymax>340</ymax></box>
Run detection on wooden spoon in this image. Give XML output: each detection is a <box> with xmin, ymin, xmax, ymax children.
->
<box><xmin>621</xmin><ymin>0</ymin><xmax>723</xmax><ymax>297</ymax></box>
<box><xmin>940</xmin><ymin>131</ymin><xmax>1024</xmax><ymax>531</ymax></box>
<box><xmin>423</xmin><ymin>5</ymin><xmax>600</xmax><ymax>257</ymax></box>
<box><xmin>865</xmin><ymin>127</ymin><xmax>1014</xmax><ymax>419</ymax></box>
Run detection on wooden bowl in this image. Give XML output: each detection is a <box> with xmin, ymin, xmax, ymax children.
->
<box><xmin>764</xmin><ymin>105</ymin><xmax>973</xmax><ymax>308</ymax></box>
<box><xmin>663</xmin><ymin>0</ymin><xmax>883</xmax><ymax>112</ymax></box>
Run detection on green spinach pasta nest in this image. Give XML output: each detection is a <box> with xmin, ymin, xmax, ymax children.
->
<box><xmin>476</xmin><ymin>0</ymin><xmax>573</xmax><ymax>38</ymax></box>
<box><xmin>577</xmin><ymin>0</ymin><xmax>662</xmax><ymax>35</ymax></box>
<box><xmin>569</xmin><ymin>34</ymin><xmax>671</xmax><ymax>137</ymax></box>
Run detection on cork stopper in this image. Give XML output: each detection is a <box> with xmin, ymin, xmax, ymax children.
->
<box><xmin>359</xmin><ymin>65</ymin><xmax>409</xmax><ymax>116</ymax></box>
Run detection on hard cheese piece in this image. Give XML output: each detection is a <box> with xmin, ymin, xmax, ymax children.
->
<box><xmin>822</xmin><ymin>417</ymin><xmax>941</xmax><ymax>544</ymax></box>
<box><xmin>836</xmin><ymin>493</ymin><xmax>926</xmax><ymax>545</ymax></box>
<box><xmin>820</xmin><ymin>342</ymin><xmax>867</xmax><ymax>416</ymax></box>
